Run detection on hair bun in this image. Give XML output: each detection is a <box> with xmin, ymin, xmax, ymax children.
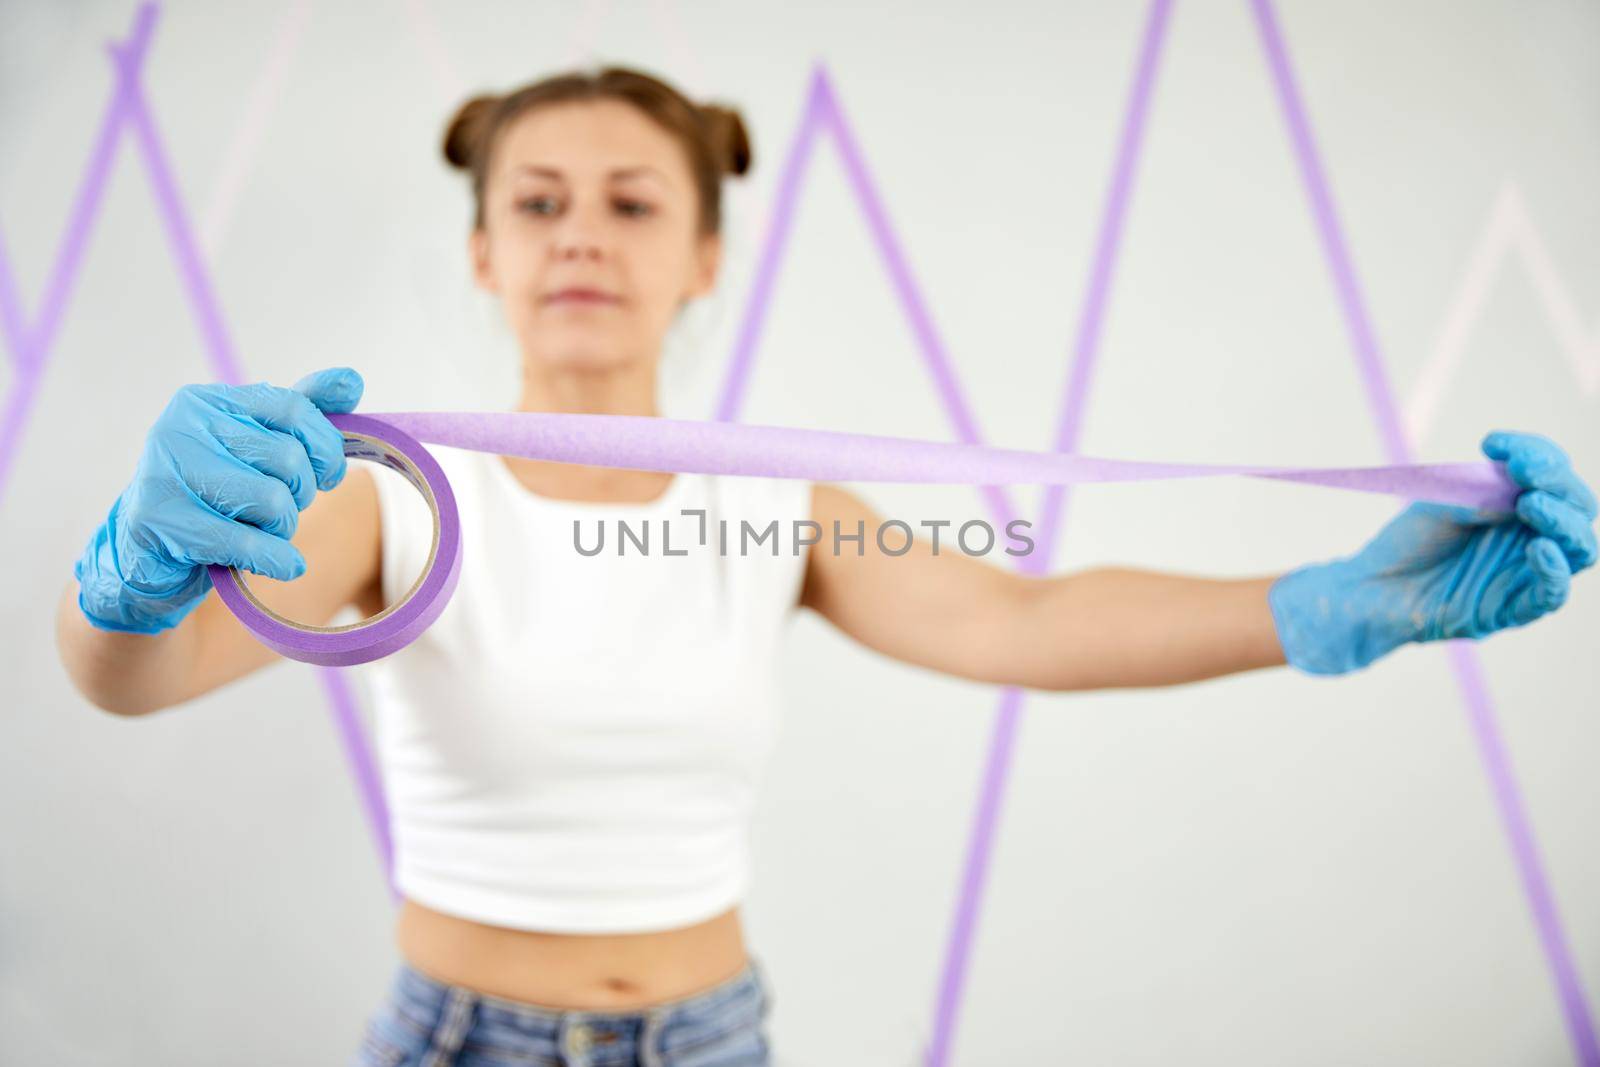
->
<box><xmin>442</xmin><ymin>94</ymin><xmax>502</xmax><ymax>170</ymax></box>
<box><xmin>699</xmin><ymin>103</ymin><xmax>752</xmax><ymax>177</ymax></box>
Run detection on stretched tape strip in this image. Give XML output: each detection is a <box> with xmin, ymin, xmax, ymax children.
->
<box><xmin>210</xmin><ymin>410</ymin><xmax>1519</xmax><ymax>666</ymax></box>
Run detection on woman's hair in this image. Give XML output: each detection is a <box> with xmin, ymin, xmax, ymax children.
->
<box><xmin>441</xmin><ymin>66</ymin><xmax>752</xmax><ymax>237</ymax></box>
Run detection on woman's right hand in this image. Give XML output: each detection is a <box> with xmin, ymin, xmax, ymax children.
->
<box><xmin>72</xmin><ymin>366</ymin><xmax>364</xmax><ymax>635</ymax></box>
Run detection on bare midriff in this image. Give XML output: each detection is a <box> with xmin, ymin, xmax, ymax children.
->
<box><xmin>394</xmin><ymin>897</ymin><xmax>751</xmax><ymax>1011</ymax></box>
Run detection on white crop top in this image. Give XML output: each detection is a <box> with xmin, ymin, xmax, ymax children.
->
<box><xmin>358</xmin><ymin>443</ymin><xmax>814</xmax><ymax>934</ymax></box>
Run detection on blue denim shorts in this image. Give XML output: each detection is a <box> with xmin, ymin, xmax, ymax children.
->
<box><xmin>351</xmin><ymin>956</ymin><xmax>772</xmax><ymax>1066</ymax></box>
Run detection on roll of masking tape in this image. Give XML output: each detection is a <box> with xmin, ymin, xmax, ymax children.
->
<box><xmin>207</xmin><ymin>412</ymin><xmax>462</xmax><ymax>668</ymax></box>
<box><xmin>208</xmin><ymin>409</ymin><xmax>1520</xmax><ymax>667</ymax></box>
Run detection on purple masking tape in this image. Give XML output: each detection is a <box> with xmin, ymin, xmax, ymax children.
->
<box><xmin>207</xmin><ymin>409</ymin><xmax>1520</xmax><ymax>666</ymax></box>
<box><xmin>371</xmin><ymin>410</ymin><xmax>1520</xmax><ymax>510</ymax></box>
<box><xmin>208</xmin><ymin>412</ymin><xmax>462</xmax><ymax>668</ymax></box>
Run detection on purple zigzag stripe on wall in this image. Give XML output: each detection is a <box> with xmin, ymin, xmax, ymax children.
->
<box><xmin>710</xmin><ymin>3</ymin><xmax>1174</xmax><ymax>1060</ymax></box>
<box><xmin>1249</xmin><ymin>2</ymin><xmax>1598</xmax><ymax>1063</ymax></box>
<box><xmin>0</xmin><ymin>11</ymin><xmax>153</xmax><ymax>502</ymax></box>
<box><xmin>0</xmin><ymin>2</ymin><xmax>398</xmax><ymax>901</ymax></box>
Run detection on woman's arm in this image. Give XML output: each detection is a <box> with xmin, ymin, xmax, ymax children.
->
<box><xmin>797</xmin><ymin>483</ymin><xmax>1285</xmax><ymax>691</ymax></box>
<box><xmin>1003</xmin><ymin>567</ymin><xmax>1285</xmax><ymax>689</ymax></box>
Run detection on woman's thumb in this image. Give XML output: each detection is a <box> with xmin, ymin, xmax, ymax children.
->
<box><xmin>291</xmin><ymin>366</ymin><xmax>364</xmax><ymax>414</ymax></box>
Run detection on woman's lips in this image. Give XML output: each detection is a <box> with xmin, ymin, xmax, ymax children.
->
<box><xmin>545</xmin><ymin>288</ymin><xmax>621</xmax><ymax>305</ymax></box>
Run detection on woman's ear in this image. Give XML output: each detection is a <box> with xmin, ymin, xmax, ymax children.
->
<box><xmin>469</xmin><ymin>227</ymin><xmax>498</xmax><ymax>293</ymax></box>
<box><xmin>687</xmin><ymin>232</ymin><xmax>722</xmax><ymax>299</ymax></box>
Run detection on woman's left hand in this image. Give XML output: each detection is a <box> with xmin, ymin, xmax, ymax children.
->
<box><xmin>1268</xmin><ymin>430</ymin><xmax>1598</xmax><ymax>676</ymax></box>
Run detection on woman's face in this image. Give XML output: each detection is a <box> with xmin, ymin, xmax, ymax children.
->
<box><xmin>469</xmin><ymin>99</ymin><xmax>721</xmax><ymax>374</ymax></box>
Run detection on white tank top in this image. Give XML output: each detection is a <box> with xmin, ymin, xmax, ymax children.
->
<box><xmin>359</xmin><ymin>443</ymin><xmax>814</xmax><ymax>934</ymax></box>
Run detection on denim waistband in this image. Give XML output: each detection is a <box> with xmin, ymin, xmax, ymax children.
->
<box><xmin>390</xmin><ymin>955</ymin><xmax>767</xmax><ymax>1035</ymax></box>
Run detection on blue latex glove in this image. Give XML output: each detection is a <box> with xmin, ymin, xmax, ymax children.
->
<box><xmin>1268</xmin><ymin>430</ymin><xmax>1598</xmax><ymax>675</ymax></box>
<box><xmin>73</xmin><ymin>367</ymin><xmax>364</xmax><ymax>635</ymax></box>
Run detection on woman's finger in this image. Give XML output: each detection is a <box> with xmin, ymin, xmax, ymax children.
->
<box><xmin>1482</xmin><ymin>430</ymin><xmax>1598</xmax><ymax>519</ymax></box>
<box><xmin>203</xmin><ymin>381</ymin><xmax>349</xmax><ymax>492</ymax></box>
<box><xmin>1515</xmin><ymin>490</ymin><xmax>1599</xmax><ymax>573</ymax></box>
<box><xmin>182</xmin><ymin>503</ymin><xmax>309</xmax><ymax>581</ymax></box>
<box><xmin>177</xmin><ymin>449</ymin><xmax>303</xmax><ymax>541</ymax></box>
<box><xmin>208</xmin><ymin>414</ymin><xmax>321</xmax><ymax>511</ymax></box>
<box><xmin>1504</xmin><ymin>537</ymin><xmax>1570</xmax><ymax>627</ymax></box>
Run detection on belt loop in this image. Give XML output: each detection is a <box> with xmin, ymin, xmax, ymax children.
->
<box><xmin>420</xmin><ymin>987</ymin><xmax>476</xmax><ymax>1067</ymax></box>
<box><xmin>638</xmin><ymin>1006</ymin><xmax>670</xmax><ymax>1067</ymax></box>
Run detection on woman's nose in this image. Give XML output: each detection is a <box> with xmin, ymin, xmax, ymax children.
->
<box><xmin>554</xmin><ymin>232</ymin><xmax>603</xmax><ymax>261</ymax></box>
<box><xmin>552</xmin><ymin>205</ymin><xmax>608</xmax><ymax>261</ymax></box>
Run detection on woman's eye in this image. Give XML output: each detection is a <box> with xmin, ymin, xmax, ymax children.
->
<box><xmin>514</xmin><ymin>198</ymin><xmax>649</xmax><ymax>217</ymax></box>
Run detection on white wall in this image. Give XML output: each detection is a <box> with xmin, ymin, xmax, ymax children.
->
<box><xmin>1</xmin><ymin>0</ymin><xmax>1596</xmax><ymax>1063</ymax></box>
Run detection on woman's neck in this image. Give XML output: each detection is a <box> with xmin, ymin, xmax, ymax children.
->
<box><xmin>504</xmin><ymin>357</ymin><xmax>675</xmax><ymax>502</ymax></box>
<box><xmin>515</xmin><ymin>360</ymin><xmax>661</xmax><ymax>418</ymax></box>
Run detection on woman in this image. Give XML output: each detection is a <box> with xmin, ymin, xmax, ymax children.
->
<box><xmin>56</xmin><ymin>66</ymin><xmax>1597</xmax><ymax>1065</ymax></box>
